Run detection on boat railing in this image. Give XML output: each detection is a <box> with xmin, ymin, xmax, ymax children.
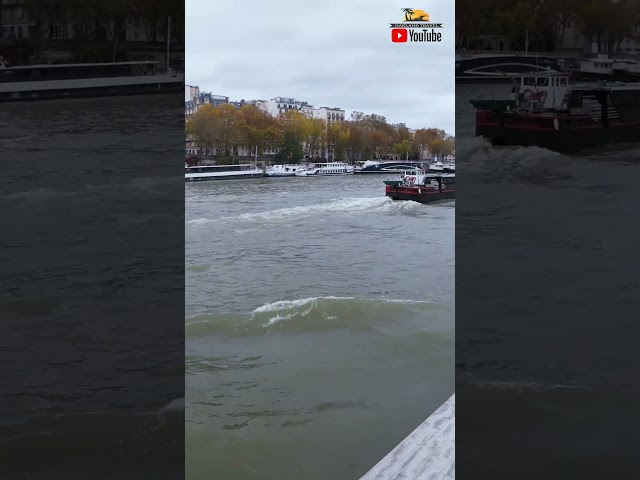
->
<box><xmin>477</xmin><ymin>92</ymin><xmax>496</xmax><ymax>100</ymax></box>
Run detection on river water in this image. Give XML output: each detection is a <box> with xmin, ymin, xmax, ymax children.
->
<box><xmin>456</xmin><ymin>84</ymin><xmax>640</xmax><ymax>478</ymax></box>
<box><xmin>185</xmin><ymin>175</ymin><xmax>454</xmax><ymax>479</ymax></box>
<box><xmin>1</xmin><ymin>95</ymin><xmax>185</xmax><ymax>477</ymax></box>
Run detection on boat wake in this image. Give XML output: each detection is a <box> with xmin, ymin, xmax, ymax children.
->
<box><xmin>460</xmin><ymin>135</ymin><xmax>640</xmax><ymax>172</ymax></box>
<box><xmin>186</xmin><ymin>296</ymin><xmax>443</xmax><ymax>336</ymax></box>
<box><xmin>186</xmin><ymin>196</ymin><xmax>427</xmax><ymax>226</ymax></box>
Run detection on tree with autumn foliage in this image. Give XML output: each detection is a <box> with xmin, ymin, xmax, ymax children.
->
<box><xmin>22</xmin><ymin>0</ymin><xmax>184</xmax><ymax>63</ymax></box>
<box><xmin>307</xmin><ymin>119</ymin><xmax>328</xmax><ymax>159</ymax></box>
<box><xmin>413</xmin><ymin>128</ymin><xmax>447</xmax><ymax>159</ymax></box>
<box><xmin>456</xmin><ymin>0</ymin><xmax>640</xmax><ymax>54</ymax></box>
<box><xmin>186</xmin><ymin>102</ymin><xmax>453</xmax><ymax>164</ymax></box>
<box><xmin>327</xmin><ymin>122</ymin><xmax>351</xmax><ymax>161</ymax></box>
<box><xmin>236</xmin><ymin>105</ymin><xmax>282</xmax><ymax>159</ymax></box>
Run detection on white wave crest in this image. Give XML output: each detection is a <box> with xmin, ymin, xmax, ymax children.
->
<box><xmin>251</xmin><ymin>296</ymin><xmax>434</xmax><ymax>326</ymax></box>
<box><xmin>186</xmin><ymin>196</ymin><xmax>423</xmax><ymax>226</ymax></box>
<box><xmin>252</xmin><ymin>296</ymin><xmax>353</xmax><ymax>314</ymax></box>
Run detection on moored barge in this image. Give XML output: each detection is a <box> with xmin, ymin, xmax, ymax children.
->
<box><xmin>0</xmin><ymin>61</ymin><xmax>183</xmax><ymax>101</ymax></box>
<box><xmin>471</xmin><ymin>72</ymin><xmax>640</xmax><ymax>153</ymax></box>
<box><xmin>185</xmin><ymin>164</ymin><xmax>263</xmax><ymax>182</ymax></box>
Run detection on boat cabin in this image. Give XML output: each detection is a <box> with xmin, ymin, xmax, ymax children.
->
<box><xmin>579</xmin><ymin>54</ymin><xmax>614</xmax><ymax>76</ymax></box>
<box><xmin>515</xmin><ymin>73</ymin><xmax>571</xmax><ymax>111</ymax></box>
<box><xmin>185</xmin><ymin>164</ymin><xmax>254</xmax><ymax>173</ymax></box>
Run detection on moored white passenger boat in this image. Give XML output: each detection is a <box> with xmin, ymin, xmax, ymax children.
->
<box><xmin>265</xmin><ymin>164</ymin><xmax>306</xmax><ymax>177</ymax></box>
<box><xmin>428</xmin><ymin>160</ymin><xmax>445</xmax><ymax>172</ymax></box>
<box><xmin>185</xmin><ymin>164</ymin><xmax>263</xmax><ymax>182</ymax></box>
<box><xmin>295</xmin><ymin>162</ymin><xmax>355</xmax><ymax>176</ymax></box>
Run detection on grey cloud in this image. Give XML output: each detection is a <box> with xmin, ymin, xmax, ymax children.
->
<box><xmin>186</xmin><ymin>0</ymin><xmax>455</xmax><ymax>133</ymax></box>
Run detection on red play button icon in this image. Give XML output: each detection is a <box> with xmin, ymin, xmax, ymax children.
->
<box><xmin>391</xmin><ymin>28</ymin><xmax>408</xmax><ymax>43</ymax></box>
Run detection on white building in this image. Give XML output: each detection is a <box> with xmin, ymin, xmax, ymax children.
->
<box><xmin>264</xmin><ymin>97</ymin><xmax>315</xmax><ymax>117</ymax></box>
<box><xmin>248</xmin><ymin>99</ymin><xmax>269</xmax><ymax>114</ymax></box>
<box><xmin>419</xmin><ymin>151</ymin><xmax>455</xmax><ymax>162</ymax></box>
<box><xmin>185</xmin><ymin>86</ymin><xmax>229</xmax><ymax>117</ymax></box>
<box><xmin>313</xmin><ymin>107</ymin><xmax>345</xmax><ymax>124</ymax></box>
<box><xmin>300</xmin><ymin>103</ymin><xmax>314</xmax><ymax>118</ymax></box>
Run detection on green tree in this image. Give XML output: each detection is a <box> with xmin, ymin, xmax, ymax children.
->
<box><xmin>307</xmin><ymin>119</ymin><xmax>327</xmax><ymax>159</ymax></box>
<box><xmin>275</xmin><ymin>131</ymin><xmax>304</xmax><ymax>163</ymax></box>
<box><xmin>392</xmin><ymin>139</ymin><xmax>412</xmax><ymax>160</ymax></box>
<box><xmin>327</xmin><ymin>123</ymin><xmax>351</xmax><ymax>161</ymax></box>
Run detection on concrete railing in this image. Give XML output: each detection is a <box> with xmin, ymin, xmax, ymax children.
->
<box><xmin>360</xmin><ymin>394</ymin><xmax>455</xmax><ymax>480</ymax></box>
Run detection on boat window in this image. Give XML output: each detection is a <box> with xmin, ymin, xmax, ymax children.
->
<box><xmin>523</xmin><ymin>77</ymin><xmax>535</xmax><ymax>86</ymax></box>
<box><xmin>560</xmin><ymin>77</ymin><xmax>568</xmax><ymax>86</ymax></box>
<box><xmin>536</xmin><ymin>77</ymin><xmax>549</xmax><ymax>86</ymax></box>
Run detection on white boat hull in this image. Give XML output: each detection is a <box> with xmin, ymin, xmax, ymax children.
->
<box><xmin>265</xmin><ymin>164</ymin><xmax>306</xmax><ymax>177</ymax></box>
<box><xmin>185</xmin><ymin>169</ymin><xmax>263</xmax><ymax>181</ymax></box>
<box><xmin>296</xmin><ymin>168</ymin><xmax>355</xmax><ymax>176</ymax></box>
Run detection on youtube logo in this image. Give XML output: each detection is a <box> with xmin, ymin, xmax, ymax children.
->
<box><xmin>391</xmin><ymin>28</ymin><xmax>407</xmax><ymax>43</ymax></box>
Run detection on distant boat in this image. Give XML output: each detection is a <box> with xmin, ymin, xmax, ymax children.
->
<box><xmin>295</xmin><ymin>162</ymin><xmax>355</xmax><ymax>176</ymax></box>
<box><xmin>265</xmin><ymin>164</ymin><xmax>305</xmax><ymax>177</ymax></box>
<box><xmin>576</xmin><ymin>54</ymin><xmax>614</xmax><ymax>81</ymax></box>
<box><xmin>456</xmin><ymin>53</ymin><xmax>562</xmax><ymax>83</ymax></box>
<box><xmin>0</xmin><ymin>61</ymin><xmax>183</xmax><ymax>101</ymax></box>
<box><xmin>185</xmin><ymin>164</ymin><xmax>263</xmax><ymax>182</ymax></box>
<box><xmin>355</xmin><ymin>160</ymin><xmax>428</xmax><ymax>174</ymax></box>
<box><xmin>612</xmin><ymin>58</ymin><xmax>640</xmax><ymax>82</ymax></box>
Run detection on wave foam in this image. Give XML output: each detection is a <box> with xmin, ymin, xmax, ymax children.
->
<box><xmin>250</xmin><ymin>296</ymin><xmax>434</xmax><ymax>326</ymax></box>
<box><xmin>185</xmin><ymin>296</ymin><xmax>440</xmax><ymax>336</ymax></box>
<box><xmin>252</xmin><ymin>296</ymin><xmax>353</xmax><ymax>313</ymax></box>
<box><xmin>186</xmin><ymin>196</ymin><xmax>424</xmax><ymax>226</ymax></box>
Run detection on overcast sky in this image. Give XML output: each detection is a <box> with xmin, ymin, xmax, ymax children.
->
<box><xmin>186</xmin><ymin>0</ymin><xmax>455</xmax><ymax>134</ymax></box>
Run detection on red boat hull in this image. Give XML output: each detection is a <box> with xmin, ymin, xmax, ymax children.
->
<box><xmin>385</xmin><ymin>185</ymin><xmax>455</xmax><ymax>204</ymax></box>
<box><xmin>475</xmin><ymin>110</ymin><xmax>640</xmax><ymax>153</ymax></box>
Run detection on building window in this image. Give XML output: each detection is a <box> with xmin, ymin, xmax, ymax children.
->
<box><xmin>50</xmin><ymin>24</ymin><xmax>62</xmax><ymax>39</ymax></box>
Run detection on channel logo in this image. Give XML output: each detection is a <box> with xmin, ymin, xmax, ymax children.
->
<box><xmin>391</xmin><ymin>28</ymin><xmax>407</xmax><ymax>43</ymax></box>
<box><xmin>389</xmin><ymin>8</ymin><xmax>444</xmax><ymax>44</ymax></box>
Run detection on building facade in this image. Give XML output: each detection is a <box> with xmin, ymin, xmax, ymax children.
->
<box><xmin>313</xmin><ymin>107</ymin><xmax>345</xmax><ymax>124</ymax></box>
<box><xmin>185</xmin><ymin>88</ymin><xmax>229</xmax><ymax>117</ymax></box>
<box><xmin>0</xmin><ymin>1</ymin><xmax>183</xmax><ymax>66</ymax></box>
<box><xmin>185</xmin><ymin>88</ymin><xmax>348</xmax><ymax>158</ymax></box>
<box><xmin>264</xmin><ymin>97</ymin><xmax>315</xmax><ymax>117</ymax></box>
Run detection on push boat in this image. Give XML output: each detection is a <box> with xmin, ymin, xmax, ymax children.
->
<box><xmin>384</xmin><ymin>170</ymin><xmax>455</xmax><ymax>204</ymax></box>
<box><xmin>471</xmin><ymin>72</ymin><xmax>640</xmax><ymax>153</ymax></box>
<box><xmin>185</xmin><ymin>164</ymin><xmax>263</xmax><ymax>181</ymax></box>
<box><xmin>295</xmin><ymin>162</ymin><xmax>355</xmax><ymax>176</ymax></box>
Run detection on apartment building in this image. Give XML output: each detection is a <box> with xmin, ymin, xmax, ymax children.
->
<box><xmin>185</xmin><ymin>86</ymin><xmax>229</xmax><ymax>117</ymax></box>
<box><xmin>264</xmin><ymin>97</ymin><xmax>315</xmax><ymax>117</ymax></box>
<box><xmin>313</xmin><ymin>107</ymin><xmax>345</xmax><ymax>124</ymax></box>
